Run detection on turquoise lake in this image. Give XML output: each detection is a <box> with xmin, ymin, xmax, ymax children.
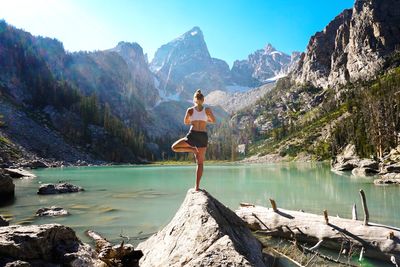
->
<box><xmin>1</xmin><ymin>162</ymin><xmax>399</xmax><ymax>250</ymax></box>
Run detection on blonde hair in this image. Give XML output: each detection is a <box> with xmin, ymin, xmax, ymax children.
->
<box><xmin>193</xmin><ymin>89</ymin><xmax>204</xmax><ymax>101</ymax></box>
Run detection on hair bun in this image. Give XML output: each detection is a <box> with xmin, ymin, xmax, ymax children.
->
<box><xmin>196</xmin><ymin>89</ymin><xmax>202</xmax><ymax>94</ymax></box>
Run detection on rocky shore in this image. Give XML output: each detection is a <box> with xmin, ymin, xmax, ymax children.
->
<box><xmin>331</xmin><ymin>144</ymin><xmax>400</xmax><ymax>185</ymax></box>
<box><xmin>0</xmin><ymin>189</ymin><xmax>274</xmax><ymax>266</ymax></box>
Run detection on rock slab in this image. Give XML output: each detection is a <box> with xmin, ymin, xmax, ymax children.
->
<box><xmin>38</xmin><ymin>182</ymin><xmax>84</xmax><ymax>194</ymax></box>
<box><xmin>0</xmin><ymin>224</ymin><xmax>101</xmax><ymax>266</ymax></box>
<box><xmin>137</xmin><ymin>189</ymin><xmax>269</xmax><ymax>267</ymax></box>
<box><xmin>4</xmin><ymin>168</ymin><xmax>36</xmax><ymax>179</ymax></box>
<box><xmin>36</xmin><ymin>206</ymin><xmax>69</xmax><ymax>217</ymax></box>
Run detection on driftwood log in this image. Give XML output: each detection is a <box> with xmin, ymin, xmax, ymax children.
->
<box><xmin>236</xmin><ymin>203</ymin><xmax>400</xmax><ymax>263</ymax></box>
<box><xmin>85</xmin><ymin>230</ymin><xmax>143</xmax><ymax>267</ymax></box>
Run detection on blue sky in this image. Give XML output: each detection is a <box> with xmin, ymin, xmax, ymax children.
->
<box><xmin>0</xmin><ymin>0</ymin><xmax>354</xmax><ymax>66</ymax></box>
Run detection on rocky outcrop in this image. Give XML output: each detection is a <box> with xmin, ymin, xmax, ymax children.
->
<box><xmin>0</xmin><ymin>171</ymin><xmax>14</xmax><ymax>202</ymax></box>
<box><xmin>137</xmin><ymin>189</ymin><xmax>269</xmax><ymax>267</ymax></box>
<box><xmin>331</xmin><ymin>144</ymin><xmax>361</xmax><ymax>171</ymax></box>
<box><xmin>150</xmin><ymin>26</ymin><xmax>231</xmax><ymax>98</ymax></box>
<box><xmin>37</xmin><ymin>183</ymin><xmax>84</xmax><ymax>195</ymax></box>
<box><xmin>331</xmin><ymin>144</ymin><xmax>380</xmax><ymax>175</ymax></box>
<box><xmin>36</xmin><ymin>206</ymin><xmax>69</xmax><ymax>217</ymax></box>
<box><xmin>4</xmin><ymin>168</ymin><xmax>36</xmax><ymax>178</ymax></box>
<box><xmin>293</xmin><ymin>0</ymin><xmax>400</xmax><ymax>88</ymax></box>
<box><xmin>231</xmin><ymin>44</ymin><xmax>300</xmax><ymax>87</ymax></box>
<box><xmin>0</xmin><ymin>224</ymin><xmax>101</xmax><ymax>266</ymax></box>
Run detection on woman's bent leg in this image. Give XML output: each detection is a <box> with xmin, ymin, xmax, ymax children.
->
<box><xmin>171</xmin><ymin>138</ymin><xmax>198</xmax><ymax>153</ymax></box>
<box><xmin>194</xmin><ymin>147</ymin><xmax>206</xmax><ymax>191</ymax></box>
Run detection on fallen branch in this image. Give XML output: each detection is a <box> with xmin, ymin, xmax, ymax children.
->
<box><xmin>236</xmin><ymin>204</ymin><xmax>400</xmax><ymax>263</ymax></box>
<box><xmin>85</xmin><ymin>230</ymin><xmax>143</xmax><ymax>267</ymax></box>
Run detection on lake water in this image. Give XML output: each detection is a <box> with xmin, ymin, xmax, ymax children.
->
<box><xmin>1</xmin><ymin>162</ymin><xmax>399</xmax><ymax>263</ymax></box>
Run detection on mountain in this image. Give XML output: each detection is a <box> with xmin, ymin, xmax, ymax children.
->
<box><xmin>292</xmin><ymin>0</ymin><xmax>400</xmax><ymax>88</ymax></box>
<box><xmin>150</xmin><ymin>26</ymin><xmax>231</xmax><ymax>99</ymax></box>
<box><xmin>0</xmin><ymin>20</ymin><xmax>151</xmax><ymax>165</ymax></box>
<box><xmin>110</xmin><ymin>42</ymin><xmax>160</xmax><ymax>107</ymax></box>
<box><xmin>231</xmin><ymin>44</ymin><xmax>300</xmax><ymax>87</ymax></box>
<box><xmin>227</xmin><ymin>0</ymin><xmax>400</xmax><ymax>162</ymax></box>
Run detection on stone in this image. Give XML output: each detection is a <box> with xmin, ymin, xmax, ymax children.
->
<box><xmin>0</xmin><ymin>224</ymin><xmax>102</xmax><ymax>266</ymax></box>
<box><xmin>352</xmin><ymin>167</ymin><xmax>379</xmax><ymax>177</ymax></box>
<box><xmin>0</xmin><ymin>171</ymin><xmax>14</xmax><ymax>202</ymax></box>
<box><xmin>358</xmin><ymin>159</ymin><xmax>379</xmax><ymax>170</ymax></box>
<box><xmin>4</xmin><ymin>168</ymin><xmax>36</xmax><ymax>178</ymax></box>
<box><xmin>38</xmin><ymin>183</ymin><xmax>84</xmax><ymax>195</ymax></box>
<box><xmin>0</xmin><ymin>215</ymin><xmax>9</xmax><ymax>226</ymax></box>
<box><xmin>331</xmin><ymin>144</ymin><xmax>361</xmax><ymax>171</ymax></box>
<box><xmin>383</xmin><ymin>163</ymin><xmax>400</xmax><ymax>173</ymax></box>
<box><xmin>36</xmin><ymin>206</ymin><xmax>69</xmax><ymax>217</ymax></box>
<box><xmin>137</xmin><ymin>189</ymin><xmax>269</xmax><ymax>267</ymax></box>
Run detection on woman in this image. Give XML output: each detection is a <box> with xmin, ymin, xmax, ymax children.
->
<box><xmin>171</xmin><ymin>89</ymin><xmax>216</xmax><ymax>191</ymax></box>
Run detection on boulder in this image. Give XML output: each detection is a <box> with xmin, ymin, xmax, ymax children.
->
<box><xmin>358</xmin><ymin>159</ymin><xmax>379</xmax><ymax>170</ymax></box>
<box><xmin>0</xmin><ymin>171</ymin><xmax>14</xmax><ymax>202</ymax></box>
<box><xmin>137</xmin><ymin>189</ymin><xmax>269</xmax><ymax>267</ymax></box>
<box><xmin>331</xmin><ymin>144</ymin><xmax>361</xmax><ymax>171</ymax></box>
<box><xmin>0</xmin><ymin>224</ymin><xmax>102</xmax><ymax>266</ymax></box>
<box><xmin>36</xmin><ymin>206</ymin><xmax>69</xmax><ymax>217</ymax></box>
<box><xmin>38</xmin><ymin>183</ymin><xmax>84</xmax><ymax>195</ymax></box>
<box><xmin>4</xmin><ymin>168</ymin><xmax>36</xmax><ymax>179</ymax></box>
<box><xmin>0</xmin><ymin>215</ymin><xmax>9</xmax><ymax>226</ymax></box>
<box><xmin>351</xmin><ymin>167</ymin><xmax>379</xmax><ymax>177</ymax></box>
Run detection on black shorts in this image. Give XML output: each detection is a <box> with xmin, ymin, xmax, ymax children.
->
<box><xmin>184</xmin><ymin>130</ymin><xmax>208</xmax><ymax>148</ymax></box>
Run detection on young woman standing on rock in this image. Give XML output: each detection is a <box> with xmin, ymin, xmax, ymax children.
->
<box><xmin>171</xmin><ymin>89</ymin><xmax>216</xmax><ymax>191</ymax></box>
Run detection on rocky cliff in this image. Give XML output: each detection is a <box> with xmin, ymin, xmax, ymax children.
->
<box><xmin>293</xmin><ymin>0</ymin><xmax>400</xmax><ymax>88</ymax></box>
<box><xmin>110</xmin><ymin>41</ymin><xmax>160</xmax><ymax>107</ymax></box>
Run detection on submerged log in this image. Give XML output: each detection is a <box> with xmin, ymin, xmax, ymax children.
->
<box><xmin>236</xmin><ymin>205</ymin><xmax>400</xmax><ymax>263</ymax></box>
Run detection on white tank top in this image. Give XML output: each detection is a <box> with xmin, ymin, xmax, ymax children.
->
<box><xmin>190</xmin><ymin>106</ymin><xmax>208</xmax><ymax>122</ymax></box>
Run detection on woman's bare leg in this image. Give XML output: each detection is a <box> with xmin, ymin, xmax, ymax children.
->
<box><xmin>194</xmin><ymin>147</ymin><xmax>206</xmax><ymax>191</ymax></box>
<box><xmin>171</xmin><ymin>138</ymin><xmax>198</xmax><ymax>153</ymax></box>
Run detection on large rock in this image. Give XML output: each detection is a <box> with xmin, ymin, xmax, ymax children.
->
<box><xmin>352</xmin><ymin>167</ymin><xmax>379</xmax><ymax>177</ymax></box>
<box><xmin>137</xmin><ymin>189</ymin><xmax>269</xmax><ymax>267</ymax></box>
<box><xmin>0</xmin><ymin>224</ymin><xmax>101</xmax><ymax>266</ymax></box>
<box><xmin>4</xmin><ymin>168</ymin><xmax>36</xmax><ymax>179</ymax></box>
<box><xmin>38</xmin><ymin>182</ymin><xmax>84</xmax><ymax>195</ymax></box>
<box><xmin>331</xmin><ymin>144</ymin><xmax>361</xmax><ymax>171</ymax></box>
<box><xmin>0</xmin><ymin>171</ymin><xmax>14</xmax><ymax>202</ymax></box>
